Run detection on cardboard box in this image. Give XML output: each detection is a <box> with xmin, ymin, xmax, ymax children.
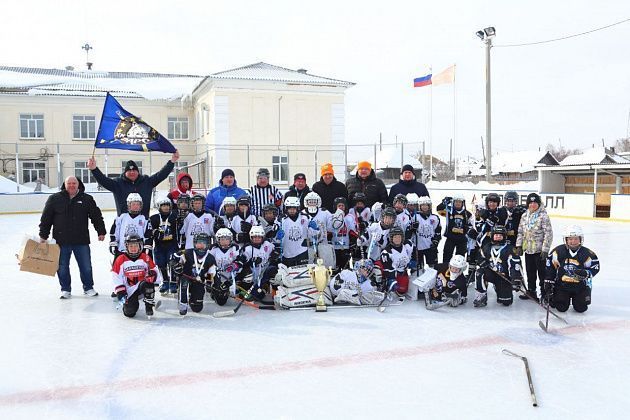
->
<box><xmin>17</xmin><ymin>238</ymin><xmax>60</xmax><ymax>277</ymax></box>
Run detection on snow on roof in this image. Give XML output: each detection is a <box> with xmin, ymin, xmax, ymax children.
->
<box><xmin>560</xmin><ymin>146</ymin><xmax>629</xmax><ymax>165</ymax></box>
<box><xmin>455</xmin><ymin>150</ymin><xmax>548</xmax><ymax>176</ymax></box>
<box><xmin>348</xmin><ymin>145</ymin><xmax>421</xmax><ymax>172</ymax></box>
<box><xmin>210</xmin><ymin>62</ymin><xmax>355</xmax><ymax>87</ymax></box>
<box><xmin>0</xmin><ymin>66</ymin><xmax>203</xmax><ymax>100</ymax></box>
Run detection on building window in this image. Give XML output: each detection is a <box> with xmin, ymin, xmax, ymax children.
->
<box><xmin>121</xmin><ymin>160</ymin><xmax>142</xmax><ymax>175</ymax></box>
<box><xmin>74</xmin><ymin>161</ymin><xmax>94</xmax><ymax>184</ymax></box>
<box><xmin>73</xmin><ymin>115</ymin><xmax>96</xmax><ymax>140</ymax></box>
<box><xmin>168</xmin><ymin>117</ymin><xmax>189</xmax><ymax>140</ymax></box>
<box><xmin>272</xmin><ymin>155</ymin><xmax>288</xmax><ymax>183</ymax></box>
<box><xmin>20</xmin><ymin>114</ymin><xmax>44</xmax><ymax>139</ymax></box>
<box><xmin>22</xmin><ymin>161</ymin><xmax>46</xmax><ymax>183</ymax></box>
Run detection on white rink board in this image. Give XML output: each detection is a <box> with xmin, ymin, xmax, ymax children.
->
<box><xmin>610</xmin><ymin>194</ymin><xmax>630</xmax><ymax>221</ymax></box>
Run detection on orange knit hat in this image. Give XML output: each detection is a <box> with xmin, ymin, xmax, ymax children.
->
<box><xmin>357</xmin><ymin>161</ymin><xmax>372</xmax><ymax>170</ymax></box>
<box><xmin>321</xmin><ymin>163</ymin><xmax>334</xmax><ymax>176</ymax></box>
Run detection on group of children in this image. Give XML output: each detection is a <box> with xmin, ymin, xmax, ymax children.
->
<box><xmin>109</xmin><ymin>187</ymin><xmax>600</xmax><ymax>318</ymax></box>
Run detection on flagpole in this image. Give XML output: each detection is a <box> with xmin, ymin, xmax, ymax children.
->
<box><xmin>429</xmin><ymin>66</ymin><xmax>433</xmax><ymax>182</ymax></box>
<box><xmin>453</xmin><ymin>64</ymin><xmax>457</xmax><ymax>181</ymax></box>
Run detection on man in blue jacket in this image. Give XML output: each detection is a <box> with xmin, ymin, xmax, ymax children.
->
<box><xmin>388</xmin><ymin>164</ymin><xmax>430</xmax><ymax>204</ymax></box>
<box><xmin>205</xmin><ymin>168</ymin><xmax>246</xmax><ymax>214</ymax></box>
<box><xmin>87</xmin><ymin>151</ymin><xmax>179</xmax><ymax>217</ymax></box>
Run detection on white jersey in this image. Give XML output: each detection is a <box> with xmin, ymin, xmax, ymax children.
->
<box><xmin>329</xmin><ymin>269</ymin><xmax>376</xmax><ymax>298</ymax></box>
<box><xmin>413</xmin><ymin>213</ymin><xmax>441</xmax><ymax>250</ymax></box>
<box><xmin>305</xmin><ymin>209</ymin><xmax>332</xmax><ymax>245</ymax></box>
<box><xmin>241</xmin><ymin>241</ymin><xmax>276</xmax><ymax>266</ymax></box>
<box><xmin>114</xmin><ymin>213</ymin><xmax>149</xmax><ymax>252</ymax></box>
<box><xmin>280</xmin><ymin>214</ymin><xmax>309</xmax><ymax>259</ymax></box>
<box><xmin>381</xmin><ymin>242</ymin><xmax>414</xmax><ymax>277</ymax></box>
<box><xmin>329</xmin><ymin>211</ymin><xmax>356</xmax><ymax>250</ymax></box>
<box><xmin>209</xmin><ymin>244</ymin><xmax>240</xmax><ymax>271</ymax></box>
<box><xmin>349</xmin><ymin>207</ymin><xmax>371</xmax><ymax>226</ymax></box>
<box><xmin>362</xmin><ymin>222</ymin><xmax>390</xmax><ymax>260</ymax></box>
<box><xmin>180</xmin><ymin>211</ymin><xmax>215</xmax><ymax>249</ymax></box>
<box><xmin>394</xmin><ymin>209</ymin><xmax>411</xmax><ymax>231</ymax></box>
<box><xmin>112</xmin><ymin>253</ymin><xmax>162</xmax><ymax>297</ymax></box>
<box><xmin>231</xmin><ymin>213</ymin><xmax>258</xmax><ymax>234</ymax></box>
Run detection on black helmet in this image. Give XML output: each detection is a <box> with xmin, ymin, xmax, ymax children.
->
<box><xmin>176</xmin><ymin>194</ymin><xmax>190</xmax><ymax>209</ymax></box>
<box><xmin>393</xmin><ymin>194</ymin><xmax>408</xmax><ymax>207</ymax></box>
<box><xmin>485</xmin><ymin>193</ymin><xmax>501</xmax><ymax>205</ymax></box>
<box><xmin>388</xmin><ymin>226</ymin><xmax>405</xmax><ymax>245</ymax></box>
<box><xmin>381</xmin><ymin>206</ymin><xmax>397</xmax><ymax>228</ymax></box>
<box><xmin>193</xmin><ymin>232</ymin><xmax>211</xmax><ymax>257</ymax></box>
<box><xmin>262</xmin><ymin>203</ymin><xmax>279</xmax><ymax>217</ymax></box>
<box><xmin>334</xmin><ymin>197</ymin><xmax>348</xmax><ymax>211</ymax></box>
<box><xmin>237</xmin><ymin>195</ymin><xmax>251</xmax><ymax>208</ymax></box>
<box><xmin>504</xmin><ymin>191</ymin><xmax>519</xmax><ymax>203</ymax></box>
<box><xmin>490</xmin><ymin>225</ymin><xmax>507</xmax><ymax>244</ymax></box>
<box><xmin>352</xmin><ymin>192</ymin><xmax>367</xmax><ymax>207</ymax></box>
<box><xmin>124</xmin><ymin>234</ymin><xmax>144</xmax><ymax>259</ymax></box>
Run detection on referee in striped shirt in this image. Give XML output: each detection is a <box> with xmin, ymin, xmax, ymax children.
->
<box><xmin>249</xmin><ymin>168</ymin><xmax>284</xmax><ymax>216</ymax></box>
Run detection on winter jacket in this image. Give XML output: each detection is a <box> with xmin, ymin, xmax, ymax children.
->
<box><xmin>205</xmin><ymin>180</ymin><xmax>247</xmax><ymax>214</ymax></box>
<box><xmin>284</xmin><ymin>185</ymin><xmax>311</xmax><ymax>210</ymax></box>
<box><xmin>388</xmin><ymin>178</ymin><xmax>430</xmax><ymax>204</ymax></box>
<box><xmin>345</xmin><ymin>169</ymin><xmax>388</xmax><ymax>209</ymax></box>
<box><xmin>91</xmin><ymin>160</ymin><xmax>175</xmax><ymax>217</ymax></box>
<box><xmin>167</xmin><ymin>172</ymin><xmax>196</xmax><ymax>204</ymax></box>
<box><xmin>515</xmin><ymin>205</ymin><xmax>553</xmax><ymax>254</ymax></box>
<box><xmin>39</xmin><ymin>179</ymin><xmax>106</xmax><ymax>245</ymax></box>
<box><xmin>311</xmin><ymin>176</ymin><xmax>348</xmax><ymax>213</ymax></box>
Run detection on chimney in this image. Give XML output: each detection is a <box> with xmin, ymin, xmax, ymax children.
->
<box><xmin>297</xmin><ymin>68</ymin><xmax>307</xmax><ymax>74</ymax></box>
<box><xmin>87</xmin><ymin>62</ymin><xmax>93</xmax><ymax>70</ymax></box>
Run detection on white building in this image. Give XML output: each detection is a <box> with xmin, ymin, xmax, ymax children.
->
<box><xmin>0</xmin><ymin>62</ymin><xmax>354</xmax><ymax>191</ymax></box>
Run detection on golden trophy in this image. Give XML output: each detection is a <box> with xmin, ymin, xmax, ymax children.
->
<box><xmin>310</xmin><ymin>258</ymin><xmax>332</xmax><ymax>312</ymax></box>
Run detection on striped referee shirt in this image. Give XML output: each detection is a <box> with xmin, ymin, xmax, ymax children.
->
<box><xmin>249</xmin><ymin>184</ymin><xmax>284</xmax><ymax>216</ymax></box>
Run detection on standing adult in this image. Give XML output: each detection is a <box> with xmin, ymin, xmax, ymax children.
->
<box><xmin>249</xmin><ymin>168</ymin><xmax>284</xmax><ymax>217</ymax></box>
<box><xmin>284</xmin><ymin>173</ymin><xmax>311</xmax><ymax>210</ymax></box>
<box><xmin>345</xmin><ymin>161</ymin><xmax>388</xmax><ymax>209</ymax></box>
<box><xmin>87</xmin><ymin>151</ymin><xmax>179</xmax><ymax>217</ymax></box>
<box><xmin>39</xmin><ymin>176</ymin><xmax>107</xmax><ymax>299</ymax></box>
<box><xmin>311</xmin><ymin>163</ymin><xmax>348</xmax><ymax>213</ymax></box>
<box><xmin>167</xmin><ymin>171</ymin><xmax>196</xmax><ymax>205</ymax></box>
<box><xmin>205</xmin><ymin>168</ymin><xmax>246</xmax><ymax>214</ymax></box>
<box><xmin>388</xmin><ymin>164</ymin><xmax>430</xmax><ymax>204</ymax></box>
<box><xmin>514</xmin><ymin>193</ymin><xmax>553</xmax><ymax>301</ymax></box>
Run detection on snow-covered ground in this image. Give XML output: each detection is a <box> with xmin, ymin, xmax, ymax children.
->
<box><xmin>1</xmin><ymin>213</ymin><xmax>629</xmax><ymax>419</ymax></box>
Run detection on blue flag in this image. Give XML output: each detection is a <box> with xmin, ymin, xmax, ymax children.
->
<box><xmin>95</xmin><ymin>93</ymin><xmax>176</xmax><ymax>153</ymax></box>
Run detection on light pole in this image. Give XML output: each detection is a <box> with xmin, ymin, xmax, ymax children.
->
<box><xmin>476</xmin><ymin>27</ymin><xmax>495</xmax><ymax>182</ymax></box>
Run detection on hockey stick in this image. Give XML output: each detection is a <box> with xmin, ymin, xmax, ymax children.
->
<box><xmin>539</xmin><ymin>300</ymin><xmax>551</xmax><ymax>333</ymax></box>
<box><xmin>214</xmin><ymin>262</ymin><xmax>266</xmax><ymax>317</ymax></box>
<box><xmin>502</xmin><ymin>349</ymin><xmax>538</xmax><ymax>407</ymax></box>
<box><xmin>288</xmin><ymin>299</ymin><xmax>404</xmax><ymax>311</ymax></box>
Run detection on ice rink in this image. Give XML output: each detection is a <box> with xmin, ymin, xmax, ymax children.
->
<box><xmin>1</xmin><ymin>212</ymin><xmax>629</xmax><ymax>420</ymax></box>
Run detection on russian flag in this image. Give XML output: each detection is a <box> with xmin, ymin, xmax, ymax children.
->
<box><xmin>413</xmin><ymin>74</ymin><xmax>432</xmax><ymax>88</ymax></box>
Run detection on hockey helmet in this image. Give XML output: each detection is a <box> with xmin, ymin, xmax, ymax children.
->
<box><xmin>491</xmin><ymin>225</ymin><xmax>507</xmax><ymax>245</ymax></box>
<box><xmin>352</xmin><ymin>192</ymin><xmax>367</xmax><ymax>208</ymax></box>
<box><xmin>124</xmin><ymin>234</ymin><xmax>143</xmax><ymax>259</ymax></box>
<box><xmin>504</xmin><ymin>191</ymin><xmax>519</xmax><ymax>206</ymax></box>
<box><xmin>563</xmin><ymin>225</ymin><xmax>584</xmax><ymax>250</ymax></box>
<box><xmin>262</xmin><ymin>203</ymin><xmax>279</xmax><ymax>219</ymax></box>
<box><xmin>304</xmin><ymin>191</ymin><xmax>321</xmax><ymax>214</ymax></box>
<box><xmin>193</xmin><ymin>232</ymin><xmax>211</xmax><ymax>256</ymax></box>
<box><xmin>156</xmin><ymin>197</ymin><xmax>172</xmax><ymax>215</ymax></box>
<box><xmin>221</xmin><ymin>196</ymin><xmax>237</xmax><ymax>213</ymax></box>
<box><xmin>449</xmin><ymin>254</ymin><xmax>468</xmax><ymax>279</ymax></box>
<box><xmin>176</xmin><ymin>194</ymin><xmax>190</xmax><ymax>210</ymax></box>
<box><xmin>485</xmin><ymin>193</ymin><xmax>501</xmax><ymax>206</ymax></box>
<box><xmin>393</xmin><ymin>194</ymin><xmax>408</xmax><ymax>208</ymax></box>
<box><xmin>191</xmin><ymin>193</ymin><xmax>205</xmax><ymax>210</ymax></box>
<box><xmin>126</xmin><ymin>193</ymin><xmax>143</xmax><ymax>215</ymax></box>
<box><xmin>215</xmin><ymin>228</ymin><xmax>233</xmax><ymax>248</ymax></box>
<box><xmin>334</xmin><ymin>197</ymin><xmax>348</xmax><ymax>212</ymax></box>
<box><xmin>380</xmin><ymin>206</ymin><xmax>396</xmax><ymax>228</ymax></box>
<box><xmin>237</xmin><ymin>195</ymin><xmax>251</xmax><ymax>208</ymax></box>
<box><xmin>388</xmin><ymin>226</ymin><xmax>405</xmax><ymax>244</ymax></box>
<box><xmin>406</xmin><ymin>193</ymin><xmax>420</xmax><ymax>206</ymax></box>
<box><xmin>284</xmin><ymin>196</ymin><xmax>301</xmax><ymax>215</ymax></box>
<box><xmin>418</xmin><ymin>196</ymin><xmax>432</xmax><ymax>213</ymax></box>
<box><xmin>249</xmin><ymin>225</ymin><xmax>266</xmax><ymax>243</ymax></box>
<box><xmin>354</xmin><ymin>259</ymin><xmax>374</xmax><ymax>278</ymax></box>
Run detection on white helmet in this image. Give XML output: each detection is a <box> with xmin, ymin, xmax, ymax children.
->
<box><xmin>406</xmin><ymin>193</ymin><xmax>419</xmax><ymax>206</ymax></box>
<box><xmin>563</xmin><ymin>225</ymin><xmax>584</xmax><ymax>247</ymax></box>
<box><xmin>215</xmin><ymin>228</ymin><xmax>233</xmax><ymax>243</ymax></box>
<box><xmin>156</xmin><ymin>197</ymin><xmax>171</xmax><ymax>208</ymax></box>
<box><xmin>284</xmin><ymin>196</ymin><xmax>301</xmax><ymax>209</ymax></box>
<box><xmin>418</xmin><ymin>196</ymin><xmax>432</xmax><ymax>206</ymax></box>
<box><xmin>304</xmin><ymin>191</ymin><xmax>321</xmax><ymax>213</ymax></box>
<box><xmin>452</xmin><ymin>192</ymin><xmax>465</xmax><ymax>202</ymax></box>
<box><xmin>126</xmin><ymin>193</ymin><xmax>143</xmax><ymax>215</ymax></box>
<box><xmin>221</xmin><ymin>196</ymin><xmax>237</xmax><ymax>211</ymax></box>
<box><xmin>249</xmin><ymin>225</ymin><xmax>266</xmax><ymax>240</ymax></box>
<box><xmin>449</xmin><ymin>254</ymin><xmax>468</xmax><ymax>279</ymax></box>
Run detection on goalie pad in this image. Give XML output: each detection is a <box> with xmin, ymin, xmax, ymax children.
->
<box><xmin>412</xmin><ymin>267</ymin><xmax>438</xmax><ymax>292</ymax></box>
<box><xmin>308</xmin><ymin>243</ymin><xmax>336</xmax><ymax>268</ymax></box>
<box><xmin>274</xmin><ymin>284</ymin><xmax>333</xmax><ymax>309</ymax></box>
<box><xmin>272</xmin><ymin>264</ymin><xmax>314</xmax><ymax>287</ymax></box>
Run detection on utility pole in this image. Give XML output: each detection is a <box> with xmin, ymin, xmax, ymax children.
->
<box><xmin>476</xmin><ymin>27</ymin><xmax>495</xmax><ymax>182</ymax></box>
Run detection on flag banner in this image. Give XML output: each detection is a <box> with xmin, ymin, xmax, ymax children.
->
<box><xmin>95</xmin><ymin>93</ymin><xmax>176</xmax><ymax>153</ymax></box>
<box><xmin>413</xmin><ymin>74</ymin><xmax>432</xmax><ymax>88</ymax></box>
<box><xmin>432</xmin><ymin>65</ymin><xmax>455</xmax><ymax>86</ymax></box>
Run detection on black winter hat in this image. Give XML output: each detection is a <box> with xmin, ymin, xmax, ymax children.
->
<box><xmin>256</xmin><ymin>168</ymin><xmax>270</xmax><ymax>178</ymax></box>
<box><xmin>221</xmin><ymin>168</ymin><xmax>235</xmax><ymax>179</ymax></box>
<box><xmin>401</xmin><ymin>164</ymin><xmax>415</xmax><ymax>174</ymax></box>
<box><xmin>294</xmin><ymin>173</ymin><xmax>306</xmax><ymax>181</ymax></box>
<box><xmin>526</xmin><ymin>193</ymin><xmax>542</xmax><ymax>205</ymax></box>
<box><xmin>124</xmin><ymin>160</ymin><xmax>139</xmax><ymax>172</ymax></box>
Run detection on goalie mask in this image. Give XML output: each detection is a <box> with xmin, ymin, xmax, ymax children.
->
<box><xmin>126</xmin><ymin>193</ymin><xmax>143</xmax><ymax>216</ymax></box>
<box><xmin>215</xmin><ymin>228</ymin><xmax>233</xmax><ymax>250</ymax></box>
<box><xmin>156</xmin><ymin>197</ymin><xmax>172</xmax><ymax>216</ymax></box>
<box><xmin>354</xmin><ymin>259</ymin><xmax>374</xmax><ymax>282</ymax></box>
<box><xmin>193</xmin><ymin>232</ymin><xmax>211</xmax><ymax>257</ymax></box>
<box><xmin>221</xmin><ymin>196</ymin><xmax>237</xmax><ymax>216</ymax></box>
<box><xmin>249</xmin><ymin>225</ymin><xmax>266</xmax><ymax>245</ymax></box>
<box><xmin>380</xmin><ymin>207</ymin><xmax>396</xmax><ymax>229</ymax></box>
<box><xmin>124</xmin><ymin>234</ymin><xmax>143</xmax><ymax>259</ymax></box>
<box><xmin>563</xmin><ymin>225</ymin><xmax>584</xmax><ymax>251</ymax></box>
<box><xmin>448</xmin><ymin>255</ymin><xmax>468</xmax><ymax>279</ymax></box>
<box><xmin>304</xmin><ymin>192</ymin><xmax>321</xmax><ymax>214</ymax></box>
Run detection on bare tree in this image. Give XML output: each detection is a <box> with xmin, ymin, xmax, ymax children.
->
<box><xmin>614</xmin><ymin>137</ymin><xmax>630</xmax><ymax>153</ymax></box>
<box><xmin>545</xmin><ymin>143</ymin><xmax>582</xmax><ymax>161</ymax></box>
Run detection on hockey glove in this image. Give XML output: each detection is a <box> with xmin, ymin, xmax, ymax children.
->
<box><xmin>276</xmin><ymin>229</ymin><xmax>285</xmax><ymax>241</ymax></box>
<box><xmin>225</xmin><ymin>262</ymin><xmax>240</xmax><ymax>273</ymax></box>
<box><xmin>241</xmin><ymin>221</ymin><xmax>252</xmax><ymax>233</ymax></box>
<box><xmin>172</xmin><ymin>262</ymin><xmax>183</xmax><ymax>275</ymax></box>
<box><xmin>408</xmin><ymin>259</ymin><xmax>418</xmax><ymax>270</ymax></box>
<box><xmin>109</xmin><ymin>241</ymin><xmax>118</xmax><ymax>256</ymax></box>
<box><xmin>513</xmin><ymin>246</ymin><xmax>523</xmax><ymax>257</ymax></box>
<box><xmin>252</xmin><ymin>256</ymin><xmax>263</xmax><ymax>266</ymax></box>
<box><xmin>431</xmin><ymin>238</ymin><xmax>441</xmax><ymax>248</ymax></box>
<box><xmin>573</xmin><ymin>268</ymin><xmax>590</xmax><ymax>280</ymax></box>
<box><xmin>543</xmin><ymin>279</ymin><xmax>555</xmax><ymax>295</ymax></box>
<box><xmin>308</xmin><ymin>220</ymin><xmax>320</xmax><ymax>230</ymax></box>
<box><xmin>408</xmin><ymin>220</ymin><xmax>419</xmax><ymax>234</ymax></box>
<box><xmin>115</xmin><ymin>285</ymin><xmax>127</xmax><ymax>302</ymax></box>
<box><xmin>214</xmin><ymin>217</ymin><xmax>225</xmax><ymax>231</ymax></box>
<box><xmin>540</xmin><ymin>250</ymin><xmax>549</xmax><ymax>261</ymax></box>
<box><xmin>386</xmin><ymin>278</ymin><xmax>399</xmax><ymax>293</ymax></box>
<box><xmin>146</xmin><ymin>269</ymin><xmax>157</xmax><ymax>284</ymax></box>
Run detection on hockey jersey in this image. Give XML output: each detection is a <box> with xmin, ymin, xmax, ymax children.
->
<box><xmin>112</xmin><ymin>253</ymin><xmax>162</xmax><ymax>296</ymax></box>
<box><xmin>394</xmin><ymin>209</ymin><xmax>411</xmax><ymax>231</ymax></box>
<box><xmin>305</xmin><ymin>209</ymin><xmax>332</xmax><ymax>245</ymax></box>
<box><xmin>546</xmin><ymin>245</ymin><xmax>599</xmax><ymax>291</ymax></box>
<box><xmin>504</xmin><ymin>205</ymin><xmax>526</xmax><ymax>245</ymax></box>
<box><xmin>179</xmin><ymin>211</ymin><xmax>215</xmax><ymax>249</ymax></box>
<box><xmin>180</xmin><ymin>249</ymin><xmax>217</xmax><ymax>282</ymax></box>
<box><xmin>240</xmin><ymin>241</ymin><xmax>277</xmax><ymax>268</ymax></box>
<box><xmin>360</xmin><ymin>222</ymin><xmax>390</xmax><ymax>261</ymax></box>
<box><xmin>111</xmin><ymin>213</ymin><xmax>150</xmax><ymax>252</ymax></box>
<box><xmin>380</xmin><ymin>241</ymin><xmax>414</xmax><ymax>279</ymax></box>
<box><xmin>329</xmin><ymin>211</ymin><xmax>357</xmax><ymax>250</ymax></box>
<box><xmin>411</xmin><ymin>212</ymin><xmax>441</xmax><ymax>250</ymax></box>
<box><xmin>149</xmin><ymin>212</ymin><xmax>178</xmax><ymax>247</ymax></box>
<box><xmin>209</xmin><ymin>244</ymin><xmax>241</xmax><ymax>272</ymax></box>
<box><xmin>478</xmin><ymin>242</ymin><xmax>523</xmax><ymax>280</ymax></box>
<box><xmin>279</xmin><ymin>214</ymin><xmax>310</xmax><ymax>259</ymax></box>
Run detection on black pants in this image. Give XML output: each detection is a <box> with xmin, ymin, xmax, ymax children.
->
<box><xmin>476</xmin><ymin>269</ymin><xmax>513</xmax><ymax>306</ymax></box>
<box><xmin>554</xmin><ymin>285</ymin><xmax>591</xmax><ymax>313</ymax></box>
<box><xmin>524</xmin><ymin>253</ymin><xmax>546</xmax><ymax>296</ymax></box>
<box><xmin>335</xmin><ymin>249</ymin><xmax>351</xmax><ymax>272</ymax></box>
<box><xmin>442</xmin><ymin>238</ymin><xmax>467</xmax><ymax>264</ymax></box>
<box><xmin>179</xmin><ymin>277</ymin><xmax>206</xmax><ymax>313</ymax></box>
<box><xmin>282</xmin><ymin>251</ymin><xmax>309</xmax><ymax>267</ymax></box>
<box><xmin>414</xmin><ymin>247</ymin><xmax>438</xmax><ymax>269</ymax></box>
<box><xmin>123</xmin><ymin>281</ymin><xmax>155</xmax><ymax>318</ymax></box>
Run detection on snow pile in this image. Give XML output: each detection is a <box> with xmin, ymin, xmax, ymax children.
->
<box><xmin>0</xmin><ymin>175</ymin><xmax>35</xmax><ymax>193</ymax></box>
<box><xmin>426</xmin><ymin>179</ymin><xmax>539</xmax><ymax>191</ymax></box>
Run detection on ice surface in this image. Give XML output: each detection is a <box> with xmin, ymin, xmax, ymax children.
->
<box><xmin>1</xmin><ymin>212</ymin><xmax>629</xmax><ymax>419</ymax></box>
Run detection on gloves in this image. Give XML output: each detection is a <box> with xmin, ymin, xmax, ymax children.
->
<box><xmin>146</xmin><ymin>269</ymin><xmax>157</xmax><ymax>284</ymax></box>
<box><xmin>408</xmin><ymin>221</ymin><xmax>419</xmax><ymax>234</ymax></box>
<box><xmin>269</xmin><ymin>251</ymin><xmax>280</xmax><ymax>265</ymax></box>
<box><xmin>386</xmin><ymin>278</ymin><xmax>399</xmax><ymax>293</ymax></box>
<box><xmin>109</xmin><ymin>241</ymin><xmax>118</xmax><ymax>256</ymax></box>
<box><xmin>543</xmin><ymin>279</ymin><xmax>555</xmax><ymax>295</ymax></box>
<box><xmin>115</xmin><ymin>286</ymin><xmax>127</xmax><ymax>302</ymax></box>
<box><xmin>466</xmin><ymin>229</ymin><xmax>478</xmax><ymax>240</ymax></box>
<box><xmin>241</xmin><ymin>221</ymin><xmax>252</xmax><ymax>233</ymax></box>
<box><xmin>205</xmin><ymin>278</ymin><xmax>213</xmax><ymax>293</ymax></box>
<box><xmin>357</xmin><ymin>218</ymin><xmax>367</xmax><ymax>232</ymax></box>
<box><xmin>431</xmin><ymin>238</ymin><xmax>440</xmax><ymax>248</ymax></box>
<box><xmin>252</xmin><ymin>256</ymin><xmax>263</xmax><ymax>266</ymax></box>
<box><xmin>144</xmin><ymin>245</ymin><xmax>153</xmax><ymax>259</ymax></box>
<box><xmin>442</xmin><ymin>197</ymin><xmax>452</xmax><ymax>206</ymax></box>
<box><xmin>540</xmin><ymin>250</ymin><xmax>548</xmax><ymax>261</ymax></box>
<box><xmin>332</xmin><ymin>274</ymin><xmax>344</xmax><ymax>291</ymax></box>
<box><xmin>511</xmin><ymin>277</ymin><xmax>522</xmax><ymax>291</ymax></box>
<box><xmin>225</xmin><ymin>262</ymin><xmax>240</xmax><ymax>273</ymax></box>
<box><xmin>573</xmin><ymin>268</ymin><xmax>590</xmax><ymax>280</ymax></box>
<box><xmin>276</xmin><ymin>229</ymin><xmax>285</xmax><ymax>241</ymax></box>
<box><xmin>172</xmin><ymin>262</ymin><xmax>183</xmax><ymax>275</ymax></box>
<box><xmin>308</xmin><ymin>220</ymin><xmax>319</xmax><ymax>230</ymax></box>
<box><xmin>513</xmin><ymin>246</ymin><xmax>523</xmax><ymax>256</ymax></box>
<box><xmin>408</xmin><ymin>259</ymin><xmax>418</xmax><ymax>270</ymax></box>
<box><xmin>214</xmin><ymin>217</ymin><xmax>225</xmax><ymax>230</ymax></box>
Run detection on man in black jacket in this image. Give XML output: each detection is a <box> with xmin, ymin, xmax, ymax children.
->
<box><xmin>39</xmin><ymin>176</ymin><xmax>107</xmax><ymax>299</ymax></box>
<box><xmin>388</xmin><ymin>164</ymin><xmax>429</xmax><ymax>204</ymax></box>
<box><xmin>311</xmin><ymin>163</ymin><xmax>348</xmax><ymax>213</ymax></box>
<box><xmin>284</xmin><ymin>173</ymin><xmax>311</xmax><ymax>210</ymax></box>
<box><xmin>87</xmin><ymin>151</ymin><xmax>180</xmax><ymax>217</ymax></box>
<box><xmin>345</xmin><ymin>161</ymin><xmax>388</xmax><ymax>208</ymax></box>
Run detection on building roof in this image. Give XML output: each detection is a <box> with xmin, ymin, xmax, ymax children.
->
<box><xmin>458</xmin><ymin>150</ymin><xmax>554</xmax><ymax>176</ymax></box>
<box><xmin>209</xmin><ymin>62</ymin><xmax>355</xmax><ymax>87</ymax></box>
<box><xmin>559</xmin><ymin>146</ymin><xmax>629</xmax><ymax>165</ymax></box>
<box><xmin>0</xmin><ymin>62</ymin><xmax>354</xmax><ymax>100</ymax></box>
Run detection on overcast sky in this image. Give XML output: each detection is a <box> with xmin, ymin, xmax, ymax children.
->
<box><xmin>1</xmin><ymin>0</ymin><xmax>629</xmax><ymax>160</ymax></box>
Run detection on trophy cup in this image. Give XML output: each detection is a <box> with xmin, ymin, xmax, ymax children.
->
<box><xmin>310</xmin><ymin>258</ymin><xmax>332</xmax><ymax>312</ymax></box>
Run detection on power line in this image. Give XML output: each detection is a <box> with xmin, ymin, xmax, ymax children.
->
<box><xmin>494</xmin><ymin>17</ymin><xmax>630</xmax><ymax>48</ymax></box>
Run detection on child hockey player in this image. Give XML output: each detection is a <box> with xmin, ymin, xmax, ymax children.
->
<box><xmin>392</xmin><ymin>194</ymin><xmax>411</xmax><ymax>231</ymax></box>
<box><xmin>238</xmin><ymin>225</ymin><xmax>280</xmax><ymax>301</ymax></box>
<box><xmin>112</xmin><ymin>234</ymin><xmax>162</xmax><ymax>318</ymax></box>
<box><xmin>545</xmin><ymin>225</ymin><xmax>600</xmax><ymax>313</ymax></box>
<box><xmin>328</xmin><ymin>259</ymin><xmax>385</xmax><ymax>305</ymax></box>
<box><xmin>349</xmin><ymin>192</ymin><xmax>371</xmax><ymax>260</ymax></box>
<box><xmin>476</xmin><ymin>193</ymin><xmax>507</xmax><ymax>247</ymax></box>
<box><xmin>417</xmin><ymin>255</ymin><xmax>469</xmax><ymax>309</ymax></box>
<box><xmin>150</xmin><ymin>198</ymin><xmax>179</xmax><ymax>295</ymax></box>
<box><xmin>174</xmin><ymin>195</ymin><xmax>191</xmax><ymax>248</ymax></box>
<box><xmin>174</xmin><ymin>232</ymin><xmax>216</xmax><ymax>315</ymax></box>
<box><xmin>503</xmin><ymin>190</ymin><xmax>526</xmax><ymax>245</ymax></box>
<box><xmin>213</xmin><ymin>196</ymin><xmax>238</xmax><ymax>234</ymax></box>
<box><xmin>410</xmin><ymin>195</ymin><xmax>441</xmax><ymax>270</ymax></box>
<box><xmin>357</xmin><ymin>206</ymin><xmax>397</xmax><ymax>261</ymax></box>
<box><xmin>465</xmin><ymin>202</ymin><xmax>486</xmax><ymax>285</ymax></box>
<box><xmin>232</xmin><ymin>195</ymin><xmax>258</xmax><ymax>246</ymax></box>
<box><xmin>208</xmin><ymin>228</ymin><xmax>242</xmax><ymax>305</ymax></box>
<box><xmin>379</xmin><ymin>226</ymin><xmax>415</xmax><ymax>295</ymax></box>
<box><xmin>279</xmin><ymin>196</ymin><xmax>310</xmax><ymax>267</ymax></box>
<box><xmin>329</xmin><ymin>197</ymin><xmax>357</xmax><ymax>272</ymax></box>
<box><xmin>109</xmin><ymin>193</ymin><xmax>151</xmax><ymax>258</ymax></box>
<box><xmin>436</xmin><ymin>193</ymin><xmax>473</xmax><ymax>264</ymax></box>
<box><xmin>473</xmin><ymin>225</ymin><xmax>523</xmax><ymax>307</ymax></box>
<box><xmin>260</xmin><ymin>203</ymin><xmax>282</xmax><ymax>243</ymax></box>
<box><xmin>179</xmin><ymin>193</ymin><xmax>215</xmax><ymax>250</ymax></box>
